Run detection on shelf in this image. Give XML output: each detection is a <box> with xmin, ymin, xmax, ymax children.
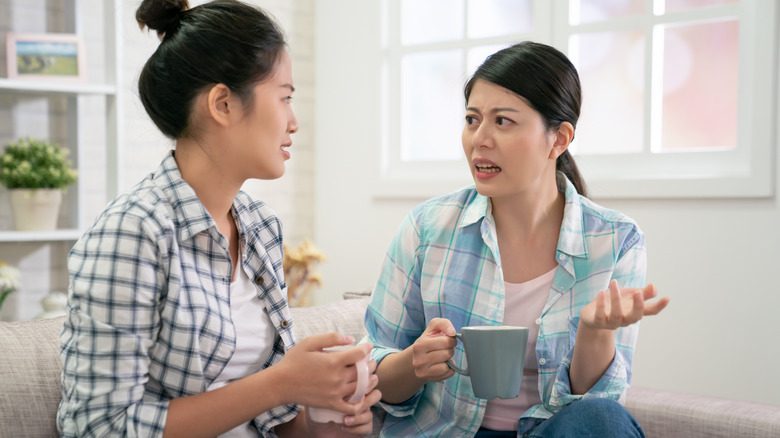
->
<box><xmin>0</xmin><ymin>78</ymin><xmax>116</xmax><ymax>96</ymax></box>
<box><xmin>0</xmin><ymin>229</ymin><xmax>82</xmax><ymax>242</ymax></box>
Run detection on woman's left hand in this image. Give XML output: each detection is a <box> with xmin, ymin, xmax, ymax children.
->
<box><xmin>579</xmin><ymin>280</ymin><xmax>670</xmax><ymax>331</ymax></box>
<box><xmin>306</xmin><ymin>359</ymin><xmax>383</xmax><ymax>437</ymax></box>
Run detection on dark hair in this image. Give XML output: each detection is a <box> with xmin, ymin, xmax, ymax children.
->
<box><xmin>464</xmin><ymin>41</ymin><xmax>588</xmax><ymax>197</ymax></box>
<box><xmin>136</xmin><ymin>0</ymin><xmax>287</xmax><ymax>139</ymax></box>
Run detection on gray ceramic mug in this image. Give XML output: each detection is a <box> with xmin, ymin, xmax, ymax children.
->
<box><xmin>447</xmin><ymin>325</ymin><xmax>530</xmax><ymax>399</ymax></box>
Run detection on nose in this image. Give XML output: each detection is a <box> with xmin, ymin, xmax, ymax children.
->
<box><xmin>288</xmin><ymin>111</ymin><xmax>299</xmax><ymax>134</ymax></box>
<box><xmin>471</xmin><ymin>122</ymin><xmax>492</xmax><ymax>149</ymax></box>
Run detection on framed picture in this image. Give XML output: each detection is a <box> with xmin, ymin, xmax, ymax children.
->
<box><xmin>6</xmin><ymin>33</ymin><xmax>87</xmax><ymax>82</ymax></box>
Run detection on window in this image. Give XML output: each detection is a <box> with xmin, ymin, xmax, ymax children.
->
<box><xmin>379</xmin><ymin>0</ymin><xmax>777</xmax><ymax>198</ymax></box>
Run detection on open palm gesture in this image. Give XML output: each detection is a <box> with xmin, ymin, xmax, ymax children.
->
<box><xmin>580</xmin><ymin>280</ymin><xmax>670</xmax><ymax>330</ymax></box>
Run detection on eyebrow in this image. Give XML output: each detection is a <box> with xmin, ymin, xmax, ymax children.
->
<box><xmin>282</xmin><ymin>84</ymin><xmax>295</xmax><ymax>93</ymax></box>
<box><xmin>465</xmin><ymin>106</ymin><xmax>520</xmax><ymax>114</ymax></box>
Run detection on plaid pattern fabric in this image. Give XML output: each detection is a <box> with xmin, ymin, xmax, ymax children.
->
<box><xmin>365</xmin><ymin>174</ymin><xmax>647</xmax><ymax>437</ymax></box>
<box><xmin>58</xmin><ymin>151</ymin><xmax>299</xmax><ymax>437</ymax></box>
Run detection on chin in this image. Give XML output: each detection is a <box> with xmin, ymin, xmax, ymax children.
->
<box><xmin>472</xmin><ymin>178</ymin><xmax>493</xmax><ymax>193</ymax></box>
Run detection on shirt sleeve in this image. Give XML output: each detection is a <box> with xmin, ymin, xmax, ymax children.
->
<box><xmin>58</xmin><ymin>205</ymin><xmax>171</xmax><ymax>438</ymax></box>
<box><xmin>363</xmin><ymin>211</ymin><xmax>428</xmax><ymax>417</ymax></box>
<box><xmin>548</xmin><ymin>224</ymin><xmax>647</xmax><ymax>410</ymax></box>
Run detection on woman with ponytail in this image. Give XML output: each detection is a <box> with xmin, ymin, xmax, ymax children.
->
<box><xmin>57</xmin><ymin>1</ymin><xmax>379</xmax><ymax>437</ymax></box>
<box><xmin>365</xmin><ymin>42</ymin><xmax>670</xmax><ymax>437</ymax></box>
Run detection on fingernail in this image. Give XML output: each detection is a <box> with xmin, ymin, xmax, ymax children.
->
<box><xmin>343</xmin><ymin>416</ymin><xmax>355</xmax><ymax>426</ymax></box>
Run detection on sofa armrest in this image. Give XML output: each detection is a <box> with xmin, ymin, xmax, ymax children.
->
<box><xmin>626</xmin><ymin>386</ymin><xmax>780</xmax><ymax>438</ymax></box>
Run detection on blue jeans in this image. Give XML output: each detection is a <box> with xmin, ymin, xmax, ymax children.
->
<box><xmin>522</xmin><ymin>398</ymin><xmax>645</xmax><ymax>438</ymax></box>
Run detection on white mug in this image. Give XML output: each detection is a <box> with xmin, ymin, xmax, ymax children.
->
<box><xmin>307</xmin><ymin>345</ymin><xmax>371</xmax><ymax>423</ymax></box>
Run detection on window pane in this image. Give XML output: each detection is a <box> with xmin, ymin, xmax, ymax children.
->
<box><xmin>570</xmin><ymin>0</ymin><xmax>645</xmax><ymax>25</ymax></box>
<box><xmin>570</xmin><ymin>31</ymin><xmax>645</xmax><ymax>155</ymax></box>
<box><xmin>401</xmin><ymin>50</ymin><xmax>465</xmax><ymax>161</ymax></box>
<box><xmin>467</xmin><ymin>0</ymin><xmax>533</xmax><ymax>38</ymax></box>
<box><xmin>401</xmin><ymin>0</ymin><xmax>464</xmax><ymax>45</ymax></box>
<box><xmin>665</xmin><ymin>0</ymin><xmax>739</xmax><ymax>13</ymax></box>
<box><xmin>660</xmin><ymin>20</ymin><xmax>738</xmax><ymax>151</ymax></box>
<box><xmin>467</xmin><ymin>44</ymin><xmax>509</xmax><ymax>77</ymax></box>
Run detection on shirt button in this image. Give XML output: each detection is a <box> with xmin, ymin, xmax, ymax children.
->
<box><xmin>280</xmin><ymin>320</ymin><xmax>289</xmax><ymax>329</ymax></box>
<box><xmin>254</xmin><ymin>276</ymin><xmax>264</xmax><ymax>286</ymax></box>
<box><xmin>558</xmin><ymin>253</ymin><xmax>567</xmax><ymax>261</ymax></box>
<box><xmin>535</xmin><ymin>318</ymin><xmax>542</xmax><ymax>325</ymax></box>
<box><xmin>539</xmin><ymin>358</ymin><xmax>547</xmax><ymax>365</ymax></box>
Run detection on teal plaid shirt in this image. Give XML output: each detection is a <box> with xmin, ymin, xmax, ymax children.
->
<box><xmin>58</xmin><ymin>152</ymin><xmax>299</xmax><ymax>437</ymax></box>
<box><xmin>365</xmin><ymin>174</ymin><xmax>647</xmax><ymax>437</ymax></box>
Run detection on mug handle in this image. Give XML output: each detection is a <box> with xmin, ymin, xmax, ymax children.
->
<box><xmin>346</xmin><ymin>355</ymin><xmax>370</xmax><ymax>403</ymax></box>
<box><xmin>446</xmin><ymin>333</ymin><xmax>469</xmax><ymax>376</ymax></box>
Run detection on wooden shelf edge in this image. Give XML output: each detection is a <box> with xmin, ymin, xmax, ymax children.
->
<box><xmin>0</xmin><ymin>229</ymin><xmax>82</xmax><ymax>242</ymax></box>
<box><xmin>0</xmin><ymin>79</ymin><xmax>117</xmax><ymax>96</ymax></box>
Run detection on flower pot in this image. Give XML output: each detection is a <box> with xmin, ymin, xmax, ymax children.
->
<box><xmin>7</xmin><ymin>189</ymin><xmax>63</xmax><ymax>231</ymax></box>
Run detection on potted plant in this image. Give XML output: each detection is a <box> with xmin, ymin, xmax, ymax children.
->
<box><xmin>0</xmin><ymin>137</ymin><xmax>78</xmax><ymax>231</ymax></box>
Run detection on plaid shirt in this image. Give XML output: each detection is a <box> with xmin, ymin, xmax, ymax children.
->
<box><xmin>365</xmin><ymin>174</ymin><xmax>647</xmax><ymax>437</ymax></box>
<box><xmin>58</xmin><ymin>152</ymin><xmax>299</xmax><ymax>437</ymax></box>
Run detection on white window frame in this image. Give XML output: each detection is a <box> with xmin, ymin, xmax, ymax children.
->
<box><xmin>376</xmin><ymin>0</ymin><xmax>777</xmax><ymax>199</ymax></box>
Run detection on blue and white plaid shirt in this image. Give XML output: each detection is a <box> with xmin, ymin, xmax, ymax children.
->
<box><xmin>58</xmin><ymin>151</ymin><xmax>299</xmax><ymax>437</ymax></box>
<box><xmin>365</xmin><ymin>174</ymin><xmax>647</xmax><ymax>437</ymax></box>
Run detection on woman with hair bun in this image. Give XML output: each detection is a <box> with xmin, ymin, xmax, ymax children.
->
<box><xmin>365</xmin><ymin>41</ymin><xmax>670</xmax><ymax>437</ymax></box>
<box><xmin>57</xmin><ymin>1</ymin><xmax>380</xmax><ymax>437</ymax></box>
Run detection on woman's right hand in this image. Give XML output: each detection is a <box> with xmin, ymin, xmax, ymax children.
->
<box><xmin>274</xmin><ymin>333</ymin><xmax>376</xmax><ymax>414</ymax></box>
<box><xmin>409</xmin><ymin>318</ymin><xmax>458</xmax><ymax>382</ymax></box>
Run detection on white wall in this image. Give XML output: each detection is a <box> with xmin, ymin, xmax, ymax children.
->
<box><xmin>313</xmin><ymin>0</ymin><xmax>780</xmax><ymax>406</ymax></box>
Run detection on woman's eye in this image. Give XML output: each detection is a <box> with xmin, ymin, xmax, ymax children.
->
<box><xmin>496</xmin><ymin>116</ymin><xmax>511</xmax><ymax>126</ymax></box>
<box><xmin>284</xmin><ymin>96</ymin><xmax>293</xmax><ymax>103</ymax></box>
<box><xmin>465</xmin><ymin>115</ymin><xmax>477</xmax><ymax>125</ymax></box>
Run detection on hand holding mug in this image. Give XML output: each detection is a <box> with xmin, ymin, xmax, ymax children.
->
<box><xmin>307</xmin><ymin>343</ymin><xmax>374</xmax><ymax>424</ymax></box>
<box><xmin>276</xmin><ymin>333</ymin><xmax>374</xmax><ymax>410</ymax></box>
<box><xmin>410</xmin><ymin>318</ymin><xmax>458</xmax><ymax>382</ymax></box>
<box><xmin>306</xmin><ymin>372</ymin><xmax>382</xmax><ymax>437</ymax></box>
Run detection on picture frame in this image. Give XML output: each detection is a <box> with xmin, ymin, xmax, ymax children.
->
<box><xmin>6</xmin><ymin>33</ymin><xmax>87</xmax><ymax>82</ymax></box>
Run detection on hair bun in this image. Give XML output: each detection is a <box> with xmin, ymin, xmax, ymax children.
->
<box><xmin>136</xmin><ymin>0</ymin><xmax>190</xmax><ymax>38</ymax></box>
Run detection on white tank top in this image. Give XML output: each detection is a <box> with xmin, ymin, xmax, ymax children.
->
<box><xmin>207</xmin><ymin>250</ymin><xmax>277</xmax><ymax>437</ymax></box>
<box><xmin>481</xmin><ymin>267</ymin><xmax>556</xmax><ymax>431</ymax></box>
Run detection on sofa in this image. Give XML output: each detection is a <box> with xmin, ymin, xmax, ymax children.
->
<box><xmin>2</xmin><ymin>293</ymin><xmax>779</xmax><ymax>438</ymax></box>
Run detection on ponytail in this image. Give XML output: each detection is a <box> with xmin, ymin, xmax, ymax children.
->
<box><xmin>556</xmin><ymin>150</ymin><xmax>588</xmax><ymax>198</ymax></box>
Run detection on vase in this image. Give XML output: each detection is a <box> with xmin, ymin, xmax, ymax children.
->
<box><xmin>35</xmin><ymin>291</ymin><xmax>68</xmax><ymax>320</ymax></box>
<box><xmin>7</xmin><ymin>189</ymin><xmax>63</xmax><ymax>231</ymax></box>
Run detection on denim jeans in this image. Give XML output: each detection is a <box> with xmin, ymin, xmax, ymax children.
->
<box><xmin>525</xmin><ymin>398</ymin><xmax>645</xmax><ymax>438</ymax></box>
<box><xmin>476</xmin><ymin>398</ymin><xmax>645</xmax><ymax>438</ymax></box>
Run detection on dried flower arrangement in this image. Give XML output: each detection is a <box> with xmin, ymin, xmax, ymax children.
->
<box><xmin>283</xmin><ymin>239</ymin><xmax>326</xmax><ymax>307</ymax></box>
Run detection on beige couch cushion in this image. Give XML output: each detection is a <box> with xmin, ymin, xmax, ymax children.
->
<box><xmin>0</xmin><ymin>316</ymin><xmax>65</xmax><ymax>437</ymax></box>
<box><xmin>291</xmin><ymin>296</ymin><xmax>370</xmax><ymax>343</ymax></box>
<box><xmin>626</xmin><ymin>386</ymin><xmax>780</xmax><ymax>438</ymax></box>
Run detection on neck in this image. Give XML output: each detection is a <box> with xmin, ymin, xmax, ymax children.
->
<box><xmin>490</xmin><ymin>177</ymin><xmax>564</xmax><ymax>245</ymax></box>
<box><xmin>174</xmin><ymin>137</ymin><xmax>242</xmax><ymax>223</ymax></box>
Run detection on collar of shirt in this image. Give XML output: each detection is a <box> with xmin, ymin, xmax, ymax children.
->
<box><xmin>457</xmin><ymin>172</ymin><xmax>588</xmax><ymax>263</ymax></box>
